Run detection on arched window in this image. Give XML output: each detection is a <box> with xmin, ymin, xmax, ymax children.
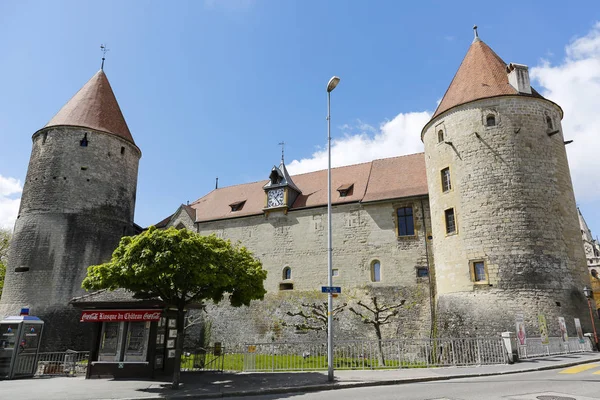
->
<box><xmin>486</xmin><ymin>115</ymin><xmax>496</xmax><ymax>127</ymax></box>
<box><xmin>371</xmin><ymin>260</ymin><xmax>381</xmax><ymax>282</ymax></box>
<box><xmin>283</xmin><ymin>267</ymin><xmax>291</xmax><ymax>280</ymax></box>
<box><xmin>438</xmin><ymin>130</ymin><xmax>444</xmax><ymax>143</ymax></box>
<box><xmin>546</xmin><ymin>116</ymin><xmax>553</xmax><ymax>130</ymax></box>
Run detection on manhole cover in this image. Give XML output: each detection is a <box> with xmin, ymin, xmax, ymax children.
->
<box><xmin>536</xmin><ymin>396</ymin><xmax>576</xmax><ymax>400</ymax></box>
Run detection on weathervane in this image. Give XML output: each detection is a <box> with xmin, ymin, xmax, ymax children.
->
<box><xmin>100</xmin><ymin>44</ymin><xmax>109</xmax><ymax>70</ymax></box>
<box><xmin>278</xmin><ymin>141</ymin><xmax>285</xmax><ymax>163</ymax></box>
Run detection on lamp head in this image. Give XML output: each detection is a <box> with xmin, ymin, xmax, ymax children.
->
<box><xmin>327</xmin><ymin>76</ymin><xmax>340</xmax><ymax>92</ymax></box>
<box><xmin>584</xmin><ymin>286</ymin><xmax>593</xmax><ymax>298</ymax></box>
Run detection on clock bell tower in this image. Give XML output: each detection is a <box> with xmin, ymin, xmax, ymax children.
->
<box><xmin>263</xmin><ymin>157</ymin><xmax>301</xmax><ymax>214</ymax></box>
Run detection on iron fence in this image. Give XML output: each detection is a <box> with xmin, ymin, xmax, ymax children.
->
<box><xmin>239</xmin><ymin>337</ymin><xmax>508</xmax><ymax>372</ymax></box>
<box><xmin>518</xmin><ymin>336</ymin><xmax>593</xmax><ymax>359</ymax></box>
<box><xmin>35</xmin><ymin>351</ymin><xmax>89</xmax><ymax>377</ymax></box>
<box><xmin>181</xmin><ymin>346</ymin><xmax>225</xmax><ymax>372</ymax></box>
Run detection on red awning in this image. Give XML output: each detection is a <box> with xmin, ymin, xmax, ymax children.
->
<box><xmin>80</xmin><ymin>309</ymin><xmax>162</xmax><ymax>322</ymax></box>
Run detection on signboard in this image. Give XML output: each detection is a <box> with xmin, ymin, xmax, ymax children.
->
<box><xmin>515</xmin><ymin>313</ymin><xmax>526</xmax><ymax>346</ymax></box>
<box><xmin>80</xmin><ymin>310</ymin><xmax>162</xmax><ymax>322</ymax></box>
<box><xmin>558</xmin><ymin>316</ymin><xmax>569</xmax><ymax>342</ymax></box>
<box><xmin>321</xmin><ymin>286</ymin><xmax>341</xmax><ymax>294</ymax></box>
<box><xmin>538</xmin><ymin>314</ymin><xmax>550</xmax><ymax>345</ymax></box>
<box><xmin>574</xmin><ymin>318</ymin><xmax>585</xmax><ymax>344</ymax></box>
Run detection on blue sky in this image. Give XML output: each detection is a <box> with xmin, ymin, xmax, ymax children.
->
<box><xmin>1</xmin><ymin>0</ymin><xmax>599</xmax><ymax>237</ymax></box>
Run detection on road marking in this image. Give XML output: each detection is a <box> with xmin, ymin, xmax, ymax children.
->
<box><xmin>559</xmin><ymin>363</ymin><xmax>599</xmax><ymax>374</ymax></box>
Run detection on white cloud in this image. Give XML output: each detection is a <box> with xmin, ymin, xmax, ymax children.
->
<box><xmin>0</xmin><ymin>175</ymin><xmax>22</xmax><ymax>230</ymax></box>
<box><xmin>287</xmin><ymin>112</ymin><xmax>431</xmax><ymax>175</ymax></box>
<box><xmin>530</xmin><ymin>22</ymin><xmax>600</xmax><ymax>202</ymax></box>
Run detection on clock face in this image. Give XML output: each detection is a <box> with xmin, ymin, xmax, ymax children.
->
<box><xmin>267</xmin><ymin>188</ymin><xmax>284</xmax><ymax>207</ymax></box>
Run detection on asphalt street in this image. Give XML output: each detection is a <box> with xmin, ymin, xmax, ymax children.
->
<box><xmin>230</xmin><ymin>363</ymin><xmax>600</xmax><ymax>400</ymax></box>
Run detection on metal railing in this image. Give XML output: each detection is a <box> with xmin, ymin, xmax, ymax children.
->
<box><xmin>518</xmin><ymin>337</ymin><xmax>593</xmax><ymax>359</ymax></box>
<box><xmin>239</xmin><ymin>338</ymin><xmax>508</xmax><ymax>372</ymax></box>
<box><xmin>181</xmin><ymin>346</ymin><xmax>225</xmax><ymax>372</ymax></box>
<box><xmin>35</xmin><ymin>351</ymin><xmax>89</xmax><ymax>377</ymax></box>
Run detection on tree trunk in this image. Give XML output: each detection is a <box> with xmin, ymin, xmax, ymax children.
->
<box><xmin>172</xmin><ymin>306</ymin><xmax>186</xmax><ymax>389</ymax></box>
<box><xmin>375</xmin><ymin>325</ymin><xmax>385</xmax><ymax>367</ymax></box>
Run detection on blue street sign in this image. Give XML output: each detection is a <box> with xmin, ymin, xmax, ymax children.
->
<box><xmin>321</xmin><ymin>286</ymin><xmax>341</xmax><ymax>294</ymax></box>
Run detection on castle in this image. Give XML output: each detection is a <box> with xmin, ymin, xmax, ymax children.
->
<box><xmin>0</xmin><ymin>31</ymin><xmax>594</xmax><ymax>349</ymax></box>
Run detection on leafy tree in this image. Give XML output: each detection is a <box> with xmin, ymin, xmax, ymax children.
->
<box><xmin>285</xmin><ymin>301</ymin><xmax>347</xmax><ymax>335</ymax></box>
<box><xmin>82</xmin><ymin>226</ymin><xmax>267</xmax><ymax>389</ymax></box>
<box><xmin>0</xmin><ymin>228</ymin><xmax>11</xmax><ymax>298</ymax></box>
<box><xmin>349</xmin><ymin>296</ymin><xmax>406</xmax><ymax>366</ymax></box>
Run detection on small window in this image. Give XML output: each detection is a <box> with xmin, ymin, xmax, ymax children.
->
<box><xmin>283</xmin><ymin>267</ymin><xmax>292</xmax><ymax>280</ymax></box>
<box><xmin>80</xmin><ymin>133</ymin><xmax>89</xmax><ymax>147</ymax></box>
<box><xmin>416</xmin><ymin>267</ymin><xmax>429</xmax><ymax>277</ymax></box>
<box><xmin>42</xmin><ymin>132</ymin><xmax>48</xmax><ymax>144</ymax></box>
<box><xmin>546</xmin><ymin>116</ymin><xmax>553</xmax><ymax>130</ymax></box>
<box><xmin>438</xmin><ymin>130</ymin><xmax>444</xmax><ymax>143</ymax></box>
<box><xmin>371</xmin><ymin>260</ymin><xmax>381</xmax><ymax>282</ymax></box>
<box><xmin>121</xmin><ymin>146</ymin><xmax>125</xmax><ymax>155</ymax></box>
<box><xmin>279</xmin><ymin>282</ymin><xmax>293</xmax><ymax>291</ymax></box>
<box><xmin>229</xmin><ymin>200</ymin><xmax>246</xmax><ymax>212</ymax></box>
<box><xmin>592</xmin><ymin>269</ymin><xmax>598</xmax><ymax>279</ymax></box>
<box><xmin>486</xmin><ymin>115</ymin><xmax>496</xmax><ymax>127</ymax></box>
<box><xmin>470</xmin><ymin>260</ymin><xmax>488</xmax><ymax>283</ymax></box>
<box><xmin>337</xmin><ymin>183</ymin><xmax>354</xmax><ymax>197</ymax></box>
<box><xmin>445</xmin><ymin>208</ymin><xmax>456</xmax><ymax>235</ymax></box>
<box><xmin>441</xmin><ymin>167</ymin><xmax>451</xmax><ymax>192</ymax></box>
<box><xmin>397</xmin><ymin>206</ymin><xmax>415</xmax><ymax>236</ymax></box>
<box><xmin>332</xmin><ymin>269</ymin><xmax>339</xmax><ymax>277</ymax></box>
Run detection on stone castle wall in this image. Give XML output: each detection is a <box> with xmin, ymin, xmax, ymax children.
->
<box><xmin>176</xmin><ymin>198</ymin><xmax>435</xmax><ymax>343</ymax></box>
<box><xmin>422</xmin><ymin>96</ymin><xmax>593</xmax><ymax>337</ymax></box>
<box><xmin>0</xmin><ymin>126</ymin><xmax>140</xmax><ymax>350</ymax></box>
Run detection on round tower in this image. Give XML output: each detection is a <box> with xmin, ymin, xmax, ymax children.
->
<box><xmin>0</xmin><ymin>69</ymin><xmax>141</xmax><ymax>350</ymax></box>
<box><xmin>422</xmin><ymin>32</ymin><xmax>591</xmax><ymax>337</ymax></box>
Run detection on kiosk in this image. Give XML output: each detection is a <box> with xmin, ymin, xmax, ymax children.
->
<box><xmin>0</xmin><ymin>315</ymin><xmax>44</xmax><ymax>379</ymax></box>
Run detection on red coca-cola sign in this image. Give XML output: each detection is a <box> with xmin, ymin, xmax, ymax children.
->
<box><xmin>80</xmin><ymin>309</ymin><xmax>162</xmax><ymax>322</ymax></box>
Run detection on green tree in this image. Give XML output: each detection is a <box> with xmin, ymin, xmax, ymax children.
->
<box><xmin>0</xmin><ymin>228</ymin><xmax>11</xmax><ymax>298</ymax></box>
<box><xmin>82</xmin><ymin>226</ymin><xmax>267</xmax><ymax>389</ymax></box>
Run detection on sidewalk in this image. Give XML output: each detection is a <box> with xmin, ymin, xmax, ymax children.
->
<box><xmin>2</xmin><ymin>352</ymin><xmax>600</xmax><ymax>400</ymax></box>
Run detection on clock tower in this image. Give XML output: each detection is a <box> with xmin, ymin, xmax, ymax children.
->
<box><xmin>263</xmin><ymin>157</ymin><xmax>301</xmax><ymax>213</ymax></box>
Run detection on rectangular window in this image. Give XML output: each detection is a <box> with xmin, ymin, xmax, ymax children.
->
<box><xmin>441</xmin><ymin>167</ymin><xmax>451</xmax><ymax>192</ymax></box>
<box><xmin>98</xmin><ymin>322</ymin><xmax>123</xmax><ymax>362</ymax></box>
<box><xmin>444</xmin><ymin>208</ymin><xmax>456</xmax><ymax>234</ymax></box>
<box><xmin>470</xmin><ymin>260</ymin><xmax>488</xmax><ymax>283</ymax></box>
<box><xmin>416</xmin><ymin>267</ymin><xmax>429</xmax><ymax>278</ymax></box>
<box><xmin>397</xmin><ymin>206</ymin><xmax>415</xmax><ymax>236</ymax></box>
<box><xmin>98</xmin><ymin>321</ymin><xmax>150</xmax><ymax>362</ymax></box>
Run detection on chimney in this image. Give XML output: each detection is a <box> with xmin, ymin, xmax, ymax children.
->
<box><xmin>507</xmin><ymin>63</ymin><xmax>531</xmax><ymax>94</ymax></box>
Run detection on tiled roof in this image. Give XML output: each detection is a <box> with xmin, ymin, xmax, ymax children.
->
<box><xmin>432</xmin><ymin>39</ymin><xmax>544</xmax><ymax>119</ymax></box>
<box><xmin>190</xmin><ymin>153</ymin><xmax>428</xmax><ymax>223</ymax></box>
<box><xmin>44</xmin><ymin>70</ymin><xmax>135</xmax><ymax>144</ymax></box>
<box><xmin>69</xmin><ymin>289</ymin><xmax>161</xmax><ymax>306</ymax></box>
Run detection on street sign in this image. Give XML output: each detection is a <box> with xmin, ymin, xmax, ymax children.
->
<box><xmin>321</xmin><ymin>286</ymin><xmax>341</xmax><ymax>294</ymax></box>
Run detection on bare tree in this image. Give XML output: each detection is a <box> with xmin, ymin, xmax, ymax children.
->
<box><xmin>0</xmin><ymin>229</ymin><xmax>11</xmax><ymax>298</ymax></box>
<box><xmin>349</xmin><ymin>296</ymin><xmax>405</xmax><ymax>366</ymax></box>
<box><xmin>285</xmin><ymin>301</ymin><xmax>347</xmax><ymax>334</ymax></box>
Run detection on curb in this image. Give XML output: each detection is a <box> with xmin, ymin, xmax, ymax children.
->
<box><xmin>119</xmin><ymin>355</ymin><xmax>600</xmax><ymax>400</ymax></box>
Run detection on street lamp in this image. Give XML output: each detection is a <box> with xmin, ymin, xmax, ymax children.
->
<box><xmin>326</xmin><ymin>75</ymin><xmax>340</xmax><ymax>382</ymax></box>
<box><xmin>583</xmin><ymin>286</ymin><xmax>599</xmax><ymax>350</ymax></box>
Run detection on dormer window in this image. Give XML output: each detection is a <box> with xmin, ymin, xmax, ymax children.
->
<box><xmin>337</xmin><ymin>183</ymin><xmax>354</xmax><ymax>197</ymax></box>
<box><xmin>486</xmin><ymin>115</ymin><xmax>496</xmax><ymax>127</ymax></box>
<box><xmin>229</xmin><ymin>200</ymin><xmax>246</xmax><ymax>212</ymax></box>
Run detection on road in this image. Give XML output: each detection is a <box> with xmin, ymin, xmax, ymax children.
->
<box><xmin>228</xmin><ymin>362</ymin><xmax>600</xmax><ymax>400</ymax></box>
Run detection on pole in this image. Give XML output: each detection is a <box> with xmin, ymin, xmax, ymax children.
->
<box><xmin>587</xmin><ymin>297</ymin><xmax>599</xmax><ymax>350</ymax></box>
<box><xmin>327</xmin><ymin>90</ymin><xmax>334</xmax><ymax>382</ymax></box>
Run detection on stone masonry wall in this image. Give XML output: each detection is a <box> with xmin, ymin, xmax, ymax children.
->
<box><xmin>190</xmin><ymin>198</ymin><xmax>435</xmax><ymax>344</ymax></box>
<box><xmin>423</xmin><ymin>96</ymin><xmax>593</xmax><ymax>337</ymax></box>
<box><xmin>0</xmin><ymin>126</ymin><xmax>140</xmax><ymax>350</ymax></box>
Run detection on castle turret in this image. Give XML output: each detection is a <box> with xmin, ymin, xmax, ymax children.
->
<box><xmin>422</xmin><ymin>30</ymin><xmax>591</xmax><ymax>337</ymax></box>
<box><xmin>0</xmin><ymin>69</ymin><xmax>141</xmax><ymax>350</ymax></box>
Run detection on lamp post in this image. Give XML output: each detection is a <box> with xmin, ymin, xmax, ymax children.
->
<box><xmin>583</xmin><ymin>286</ymin><xmax>599</xmax><ymax>350</ymax></box>
<box><xmin>326</xmin><ymin>75</ymin><xmax>340</xmax><ymax>382</ymax></box>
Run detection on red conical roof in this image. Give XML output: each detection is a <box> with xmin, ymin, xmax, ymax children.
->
<box><xmin>432</xmin><ymin>39</ymin><xmax>543</xmax><ymax>119</ymax></box>
<box><xmin>45</xmin><ymin>70</ymin><xmax>135</xmax><ymax>144</ymax></box>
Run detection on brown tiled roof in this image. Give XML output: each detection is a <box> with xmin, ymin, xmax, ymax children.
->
<box><xmin>44</xmin><ymin>70</ymin><xmax>135</xmax><ymax>144</ymax></box>
<box><xmin>191</xmin><ymin>153</ymin><xmax>428</xmax><ymax>223</ymax></box>
<box><xmin>432</xmin><ymin>40</ymin><xmax>544</xmax><ymax>119</ymax></box>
